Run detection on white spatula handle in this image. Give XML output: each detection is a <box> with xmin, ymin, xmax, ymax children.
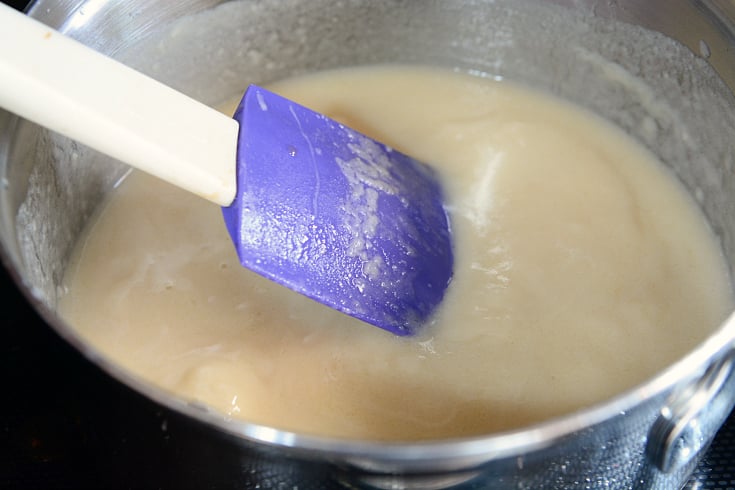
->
<box><xmin>0</xmin><ymin>4</ymin><xmax>238</xmax><ymax>206</ymax></box>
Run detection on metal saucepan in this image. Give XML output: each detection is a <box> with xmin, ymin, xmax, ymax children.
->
<box><xmin>1</xmin><ymin>1</ymin><xmax>734</xmax><ymax>488</ymax></box>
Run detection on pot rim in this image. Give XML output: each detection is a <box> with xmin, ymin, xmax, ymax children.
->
<box><xmin>3</xmin><ymin>0</ymin><xmax>735</xmax><ymax>471</ymax></box>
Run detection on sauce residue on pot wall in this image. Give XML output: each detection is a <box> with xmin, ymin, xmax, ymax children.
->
<box><xmin>58</xmin><ymin>65</ymin><xmax>733</xmax><ymax>441</ymax></box>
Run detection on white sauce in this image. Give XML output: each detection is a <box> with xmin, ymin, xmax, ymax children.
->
<box><xmin>58</xmin><ymin>66</ymin><xmax>733</xmax><ymax>441</ymax></box>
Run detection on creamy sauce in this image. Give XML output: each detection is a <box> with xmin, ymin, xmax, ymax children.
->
<box><xmin>58</xmin><ymin>66</ymin><xmax>733</xmax><ymax>440</ymax></box>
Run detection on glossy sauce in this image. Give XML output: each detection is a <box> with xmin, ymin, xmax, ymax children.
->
<box><xmin>58</xmin><ymin>66</ymin><xmax>733</xmax><ymax>440</ymax></box>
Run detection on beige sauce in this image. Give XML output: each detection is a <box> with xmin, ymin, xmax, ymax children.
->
<box><xmin>58</xmin><ymin>66</ymin><xmax>733</xmax><ymax>440</ymax></box>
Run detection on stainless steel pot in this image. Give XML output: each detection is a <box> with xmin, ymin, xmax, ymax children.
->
<box><xmin>1</xmin><ymin>1</ymin><xmax>735</xmax><ymax>488</ymax></box>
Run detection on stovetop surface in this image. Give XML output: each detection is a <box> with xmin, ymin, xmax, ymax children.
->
<box><xmin>1</xmin><ymin>0</ymin><xmax>734</xmax><ymax>487</ymax></box>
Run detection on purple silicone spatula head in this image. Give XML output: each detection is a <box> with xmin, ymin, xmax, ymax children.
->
<box><xmin>222</xmin><ymin>86</ymin><xmax>453</xmax><ymax>336</ymax></box>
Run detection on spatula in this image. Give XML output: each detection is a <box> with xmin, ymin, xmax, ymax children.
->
<box><xmin>0</xmin><ymin>4</ymin><xmax>453</xmax><ymax>336</ymax></box>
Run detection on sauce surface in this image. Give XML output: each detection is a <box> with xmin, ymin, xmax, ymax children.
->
<box><xmin>59</xmin><ymin>66</ymin><xmax>733</xmax><ymax>440</ymax></box>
